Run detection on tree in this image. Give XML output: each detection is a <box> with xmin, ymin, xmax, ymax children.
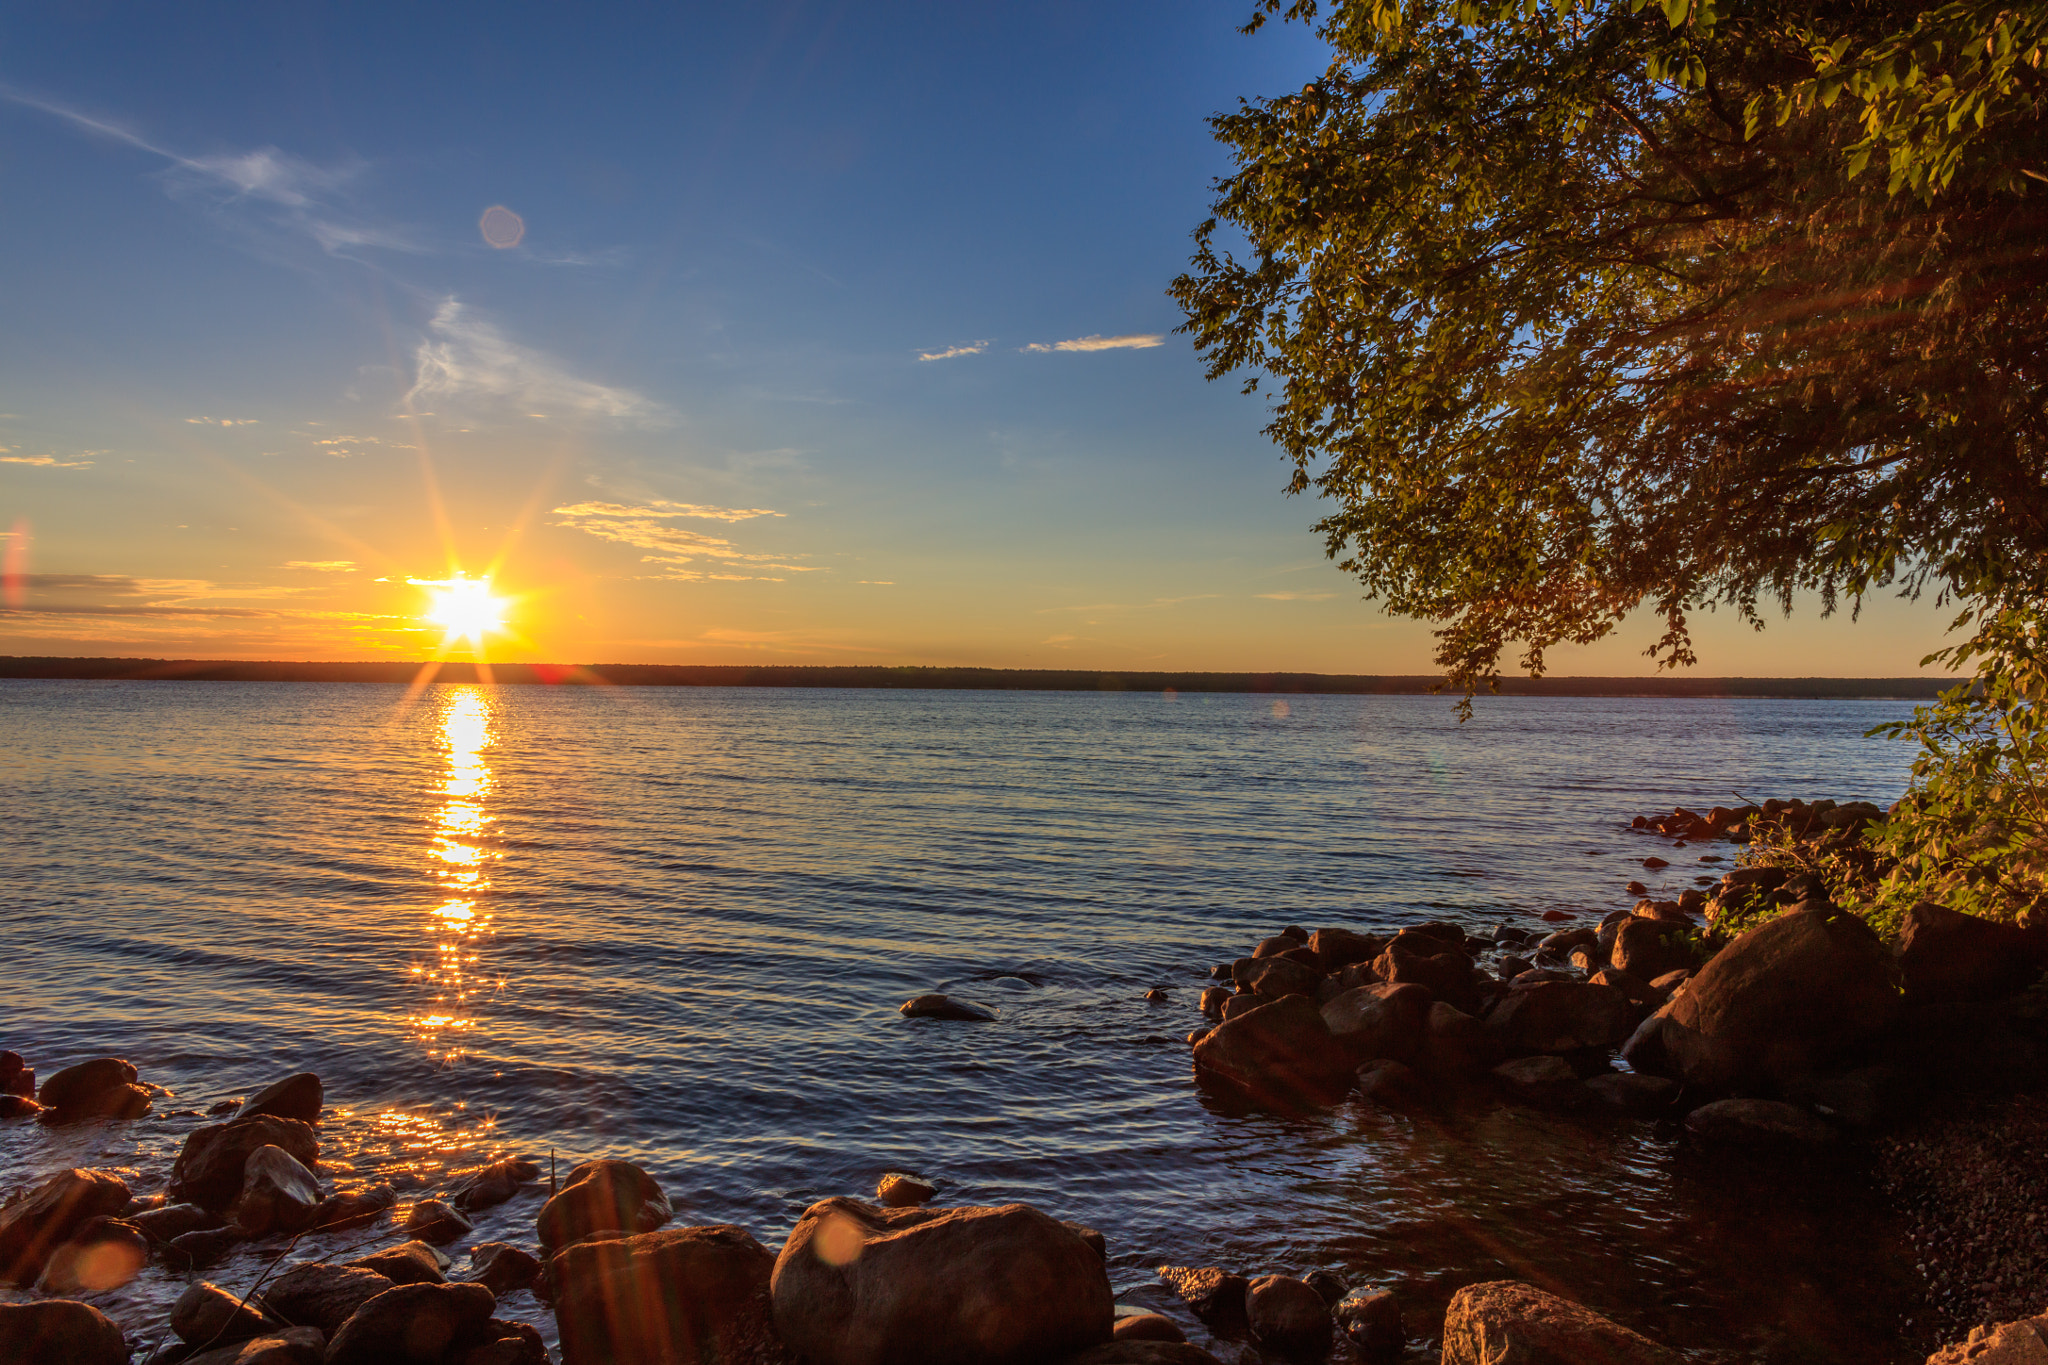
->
<box><xmin>1172</xmin><ymin>0</ymin><xmax>2048</xmax><ymax>698</ymax></box>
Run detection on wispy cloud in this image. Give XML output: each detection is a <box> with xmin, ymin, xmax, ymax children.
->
<box><xmin>186</xmin><ymin>417</ymin><xmax>259</xmax><ymax>427</ymax></box>
<box><xmin>408</xmin><ymin>299</ymin><xmax>668</xmax><ymax>424</ymax></box>
<box><xmin>1036</xmin><ymin>594</ymin><xmax>1221</xmax><ymax>613</ymax></box>
<box><xmin>551</xmin><ymin>501</ymin><xmax>815</xmax><ymax>580</ymax></box>
<box><xmin>0</xmin><ymin>574</ymin><xmax>285</xmax><ymax>618</ymax></box>
<box><xmin>296</xmin><ymin>432</ymin><xmax>414</xmax><ymax>457</ymax></box>
<box><xmin>1021</xmin><ymin>334</ymin><xmax>1165</xmax><ymax>354</ymax></box>
<box><xmin>0</xmin><ymin>453</ymin><xmax>96</xmax><ymax>468</ymax></box>
<box><xmin>285</xmin><ymin>560</ymin><xmax>357</xmax><ymax>572</ymax></box>
<box><xmin>917</xmin><ymin>341</ymin><xmax>988</xmax><ymax>362</ymax></box>
<box><xmin>1256</xmin><ymin>591</ymin><xmax>1336</xmax><ymax>601</ymax></box>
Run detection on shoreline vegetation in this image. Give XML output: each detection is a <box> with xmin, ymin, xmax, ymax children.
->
<box><xmin>7</xmin><ymin>799</ymin><xmax>2048</xmax><ymax>1363</ymax></box>
<box><xmin>0</xmin><ymin>656</ymin><xmax>1952</xmax><ymax>698</ymax></box>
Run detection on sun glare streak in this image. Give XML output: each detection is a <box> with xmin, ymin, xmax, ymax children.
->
<box><xmin>416</xmin><ymin>572</ymin><xmax>508</xmax><ymax>648</ymax></box>
<box><xmin>412</xmin><ymin>687</ymin><xmax>497</xmax><ymax>1062</ymax></box>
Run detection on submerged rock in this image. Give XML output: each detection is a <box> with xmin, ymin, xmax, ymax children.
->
<box><xmin>876</xmin><ymin>1172</ymin><xmax>937</xmax><ymax>1207</ymax></box>
<box><xmin>535</xmin><ymin>1159</ymin><xmax>673</xmax><ymax>1253</ymax></box>
<box><xmin>309</xmin><ymin>1184</ymin><xmax>397</xmax><ymax>1232</ymax></box>
<box><xmin>900</xmin><ymin>994</ymin><xmax>998</xmax><ymax>1021</ymax></box>
<box><xmin>0</xmin><ymin>1299</ymin><xmax>127</xmax><ymax>1365</ymax></box>
<box><xmin>1157</xmin><ymin>1266</ymin><xmax>1248</xmax><ymax>1324</ymax></box>
<box><xmin>1442</xmin><ymin>1281</ymin><xmax>1681</xmax><ymax>1364</ymax></box>
<box><xmin>1683</xmin><ymin>1098</ymin><xmax>1836</xmax><ymax>1147</ymax></box>
<box><xmin>1246</xmin><ymin>1274</ymin><xmax>1331</xmax><ymax>1357</ymax></box>
<box><xmin>1193</xmin><ymin>995</ymin><xmax>1353</xmax><ymax>1109</ymax></box>
<box><xmin>0</xmin><ymin>1167</ymin><xmax>130</xmax><ymax>1285</ymax></box>
<box><xmin>772</xmin><ymin>1197</ymin><xmax>1112</xmax><ymax>1365</ymax></box>
<box><xmin>551</xmin><ymin>1223</ymin><xmax>782</xmax><ymax>1365</ymax></box>
<box><xmin>35</xmin><ymin>1058</ymin><xmax>147</xmax><ymax>1123</ymax></box>
<box><xmin>465</xmin><ymin>1242</ymin><xmax>541</xmax><ymax>1297</ymax></box>
<box><xmin>449</xmin><ymin>1158</ymin><xmax>541</xmax><ymax>1214</ymax></box>
<box><xmin>1335</xmin><ymin>1289</ymin><xmax>1403</xmax><ymax>1360</ymax></box>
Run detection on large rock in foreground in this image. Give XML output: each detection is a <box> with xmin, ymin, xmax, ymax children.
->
<box><xmin>1192</xmin><ymin>996</ymin><xmax>1352</xmax><ymax>1109</ymax></box>
<box><xmin>258</xmin><ymin>1263</ymin><xmax>396</xmax><ymax>1335</ymax></box>
<box><xmin>1655</xmin><ymin>905</ymin><xmax>1900</xmax><ymax>1092</ymax></box>
<box><xmin>0</xmin><ymin>1168</ymin><xmax>131</xmax><ymax>1285</ymax></box>
<box><xmin>550</xmin><ymin>1223</ymin><xmax>784</xmax><ymax>1365</ymax></box>
<box><xmin>0</xmin><ymin>1298</ymin><xmax>128</xmax><ymax>1365</ymax></box>
<box><xmin>1442</xmin><ymin>1281</ymin><xmax>1680</xmax><ymax>1365</ymax></box>
<box><xmin>1924</xmin><ymin>1312</ymin><xmax>2048</xmax><ymax>1363</ymax></box>
<box><xmin>536</xmin><ymin>1159</ymin><xmax>673</xmax><ymax>1253</ymax></box>
<box><xmin>230</xmin><ymin>1145</ymin><xmax>322</xmax><ymax>1236</ymax></box>
<box><xmin>324</xmin><ymin>1281</ymin><xmax>494</xmax><ymax>1365</ymax></box>
<box><xmin>1897</xmin><ymin>902</ymin><xmax>2047</xmax><ymax>1004</ymax></box>
<box><xmin>772</xmin><ymin>1198</ymin><xmax>1112</xmax><ymax>1365</ymax></box>
<box><xmin>171</xmin><ymin>1116</ymin><xmax>320</xmax><ymax>1211</ymax></box>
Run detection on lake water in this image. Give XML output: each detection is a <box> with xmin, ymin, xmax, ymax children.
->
<box><xmin>2</xmin><ymin>681</ymin><xmax>1929</xmax><ymax>1361</ymax></box>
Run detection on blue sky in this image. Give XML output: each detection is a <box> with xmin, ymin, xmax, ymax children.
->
<box><xmin>0</xmin><ymin>0</ymin><xmax>1951</xmax><ymax>672</ymax></box>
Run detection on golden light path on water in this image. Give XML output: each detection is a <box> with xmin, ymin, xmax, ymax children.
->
<box><xmin>411</xmin><ymin>686</ymin><xmax>499</xmax><ymax>1061</ymax></box>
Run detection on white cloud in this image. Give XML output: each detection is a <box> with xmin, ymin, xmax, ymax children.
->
<box><xmin>186</xmin><ymin>417</ymin><xmax>260</xmax><ymax>426</ymax></box>
<box><xmin>285</xmin><ymin>560</ymin><xmax>357</xmax><ymax>572</ymax></box>
<box><xmin>0</xmin><ymin>453</ymin><xmax>95</xmax><ymax>468</ymax></box>
<box><xmin>552</xmin><ymin>500</ymin><xmax>814</xmax><ymax>580</ymax></box>
<box><xmin>1021</xmin><ymin>334</ymin><xmax>1166</xmax><ymax>353</ymax></box>
<box><xmin>1256</xmin><ymin>591</ymin><xmax>1336</xmax><ymax>601</ymax></box>
<box><xmin>408</xmin><ymin>299</ymin><xmax>668</xmax><ymax>424</ymax></box>
<box><xmin>553</xmin><ymin>499</ymin><xmax>782</xmax><ymax>523</ymax></box>
<box><xmin>917</xmin><ymin>341</ymin><xmax>988</xmax><ymax>362</ymax></box>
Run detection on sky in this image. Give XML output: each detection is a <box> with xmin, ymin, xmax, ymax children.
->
<box><xmin>0</xmin><ymin>1</ymin><xmax>1955</xmax><ymax>675</ymax></box>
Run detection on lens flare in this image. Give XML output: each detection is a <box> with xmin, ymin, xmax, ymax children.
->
<box><xmin>417</xmin><ymin>574</ymin><xmax>508</xmax><ymax>647</ymax></box>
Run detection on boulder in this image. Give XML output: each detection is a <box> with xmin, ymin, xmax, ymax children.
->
<box><xmin>449</xmin><ymin>1159</ymin><xmax>541</xmax><ymax>1214</ymax></box>
<box><xmin>1061</xmin><ymin>1345</ymin><xmax>1224</xmax><ymax>1365</ymax></box>
<box><xmin>0</xmin><ymin>1094</ymin><xmax>41</xmax><ymax>1119</ymax></box>
<box><xmin>1683</xmin><ymin>1098</ymin><xmax>1836</xmax><ymax>1146</ymax></box>
<box><xmin>133</xmin><ymin>1202</ymin><xmax>223</xmax><ymax>1243</ymax></box>
<box><xmin>0</xmin><ymin>1167</ymin><xmax>130</xmax><ymax>1284</ymax></box>
<box><xmin>184</xmin><ymin>1327</ymin><xmax>325</xmax><ymax>1365</ymax></box>
<box><xmin>310</xmin><ymin>1185</ymin><xmax>397</xmax><ymax>1232</ymax></box>
<box><xmin>1611</xmin><ymin>919</ymin><xmax>1694</xmax><ymax>980</ymax></box>
<box><xmin>35</xmin><ymin>1058</ymin><xmax>143</xmax><ymax>1120</ymax></box>
<box><xmin>1485</xmin><ymin>981</ymin><xmax>1633</xmax><ymax>1055</ymax></box>
<box><xmin>1246</xmin><ymin>1274</ymin><xmax>1331</xmax><ymax>1356</ymax></box>
<box><xmin>1659</xmin><ymin>905</ymin><xmax>1901</xmax><ymax>1092</ymax></box>
<box><xmin>454</xmin><ymin>1319</ymin><xmax>548</xmax><ymax>1365</ymax></box>
<box><xmin>1441</xmin><ymin>1281</ymin><xmax>1680</xmax><ymax>1365</ymax></box>
<box><xmin>36</xmin><ymin>1217</ymin><xmax>149</xmax><ymax>1294</ymax></box>
<box><xmin>237</xmin><ymin>1074</ymin><xmax>323</xmax><ymax>1125</ymax></box>
<box><xmin>324</xmin><ymin>1281</ymin><xmax>495</xmax><ymax>1365</ymax></box>
<box><xmin>171</xmin><ymin>1116</ymin><xmax>320</xmax><ymax>1211</ymax></box>
<box><xmin>1309</xmin><ymin>927</ymin><xmax>1384</xmax><ymax>971</ymax></box>
<box><xmin>167</xmin><ymin>1226</ymin><xmax>249</xmax><ymax>1269</ymax></box>
<box><xmin>1303</xmin><ymin>1269</ymin><xmax>1345</xmax><ymax>1305</ymax></box>
<box><xmin>1539</xmin><ymin>928</ymin><xmax>1599</xmax><ymax>955</ymax></box>
<box><xmin>230</xmin><ymin>1145</ymin><xmax>322</xmax><ymax>1237</ymax></box>
<box><xmin>259</xmin><ymin>1263</ymin><xmax>397</xmax><ymax>1335</ymax></box>
<box><xmin>405</xmin><ymin>1198</ymin><xmax>475</xmax><ymax>1244</ymax></box>
<box><xmin>1419</xmin><ymin>1000</ymin><xmax>1497</xmax><ymax>1075</ymax></box>
<box><xmin>1112</xmin><ymin>1313</ymin><xmax>1185</xmax><ymax>1342</ymax></box>
<box><xmin>466</xmin><ymin>1242</ymin><xmax>541</xmax><ymax>1296</ymax></box>
<box><xmin>551</xmin><ymin>1223</ymin><xmax>782</xmax><ymax>1365</ymax></box>
<box><xmin>172</xmin><ymin>1279</ymin><xmax>275</xmax><ymax>1347</ymax></box>
<box><xmin>1192</xmin><ymin>996</ymin><xmax>1353</xmax><ymax>1109</ymax></box>
<box><xmin>900</xmin><ymin>994</ymin><xmax>997</xmax><ymax>1021</ymax></box>
<box><xmin>1319</xmin><ymin>983</ymin><xmax>1428</xmax><ymax>1061</ymax></box>
<box><xmin>1492</xmin><ymin>1056</ymin><xmax>1585</xmax><ymax>1107</ymax></box>
<box><xmin>1898</xmin><ymin>902</ymin><xmax>2047</xmax><ymax>1004</ymax></box>
<box><xmin>876</xmin><ymin>1173</ymin><xmax>936</xmax><ymax>1207</ymax></box>
<box><xmin>348</xmin><ymin>1240</ymin><xmax>450</xmax><ymax>1285</ymax></box>
<box><xmin>1335</xmin><ymin>1289</ymin><xmax>1402</xmax><ymax>1360</ymax></box>
<box><xmin>535</xmin><ymin>1158</ymin><xmax>673</xmax><ymax>1253</ymax></box>
<box><xmin>1240</xmin><ymin>956</ymin><xmax>1322</xmax><ymax>1001</ymax></box>
<box><xmin>1252</xmin><ymin>935</ymin><xmax>1300</xmax><ymax>958</ymax></box>
<box><xmin>1157</xmin><ymin>1266</ymin><xmax>1248</xmax><ymax>1323</ymax></box>
<box><xmin>1219</xmin><ymin>994</ymin><xmax>1262</xmax><ymax>1022</ymax></box>
<box><xmin>1198</xmin><ymin>987</ymin><xmax>1229</xmax><ymax>1022</ymax></box>
<box><xmin>1583</xmin><ymin>1073</ymin><xmax>1679</xmax><ymax>1114</ymax></box>
<box><xmin>772</xmin><ymin>1198</ymin><xmax>1112</xmax><ymax>1365</ymax></box>
<box><xmin>1924</xmin><ymin>1313</ymin><xmax>2048</xmax><ymax>1364</ymax></box>
<box><xmin>1372</xmin><ymin>941</ymin><xmax>1478</xmax><ymax>1010</ymax></box>
<box><xmin>1588</xmin><ymin>968</ymin><xmax>1657</xmax><ymax>1008</ymax></box>
<box><xmin>0</xmin><ymin>1298</ymin><xmax>128</xmax><ymax>1365</ymax></box>
<box><xmin>1355</xmin><ymin>1059</ymin><xmax>1426</xmax><ymax>1103</ymax></box>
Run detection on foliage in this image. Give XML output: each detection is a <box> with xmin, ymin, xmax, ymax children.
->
<box><xmin>1175</xmin><ymin>0</ymin><xmax>2048</xmax><ymax>699</ymax></box>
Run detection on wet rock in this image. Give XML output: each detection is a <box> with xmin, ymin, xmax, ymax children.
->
<box><xmin>1486</xmin><ymin>980</ymin><xmax>1633</xmax><ymax>1055</ymax></box>
<box><xmin>1442</xmin><ymin>1281</ymin><xmax>1680</xmax><ymax>1364</ymax></box>
<box><xmin>172</xmin><ymin>1279</ymin><xmax>274</xmax><ymax>1347</ymax></box>
<box><xmin>1240</xmin><ymin>956</ymin><xmax>1322</xmax><ymax>1001</ymax></box>
<box><xmin>1611</xmin><ymin>919</ymin><xmax>1695</xmax><ymax>980</ymax></box>
<box><xmin>184</xmin><ymin>1327</ymin><xmax>325</xmax><ymax>1365</ymax></box>
<box><xmin>465</xmin><ymin>1242</ymin><xmax>541</xmax><ymax>1296</ymax></box>
<box><xmin>1158</xmin><ymin>1266</ymin><xmax>1249</xmax><ymax>1324</ymax></box>
<box><xmin>259</xmin><ymin>1263</ymin><xmax>396</xmax><ymax>1335</ymax></box>
<box><xmin>1246</xmin><ymin>1274</ymin><xmax>1331</xmax><ymax>1357</ymax></box>
<box><xmin>773</xmin><ymin>1197</ymin><xmax>1111</xmax><ymax>1365</ymax></box>
<box><xmin>0</xmin><ymin>1298</ymin><xmax>128</xmax><ymax>1365</ymax></box>
<box><xmin>171</xmin><ymin>1116</ymin><xmax>320</xmax><ymax>1211</ymax></box>
<box><xmin>1899</xmin><ymin>902</ymin><xmax>2048</xmax><ymax>1004</ymax></box>
<box><xmin>324</xmin><ymin>1280</ymin><xmax>495</xmax><ymax>1365</ymax></box>
<box><xmin>535</xmin><ymin>1158</ymin><xmax>673</xmax><ymax>1253</ymax></box>
<box><xmin>1420</xmin><ymin>999</ymin><xmax>1497</xmax><ymax>1075</ymax></box>
<box><xmin>1309</xmin><ymin>927</ymin><xmax>1385</xmax><ymax>971</ymax></box>
<box><xmin>1540</xmin><ymin>928</ymin><xmax>1599</xmax><ymax>956</ymax></box>
<box><xmin>1355</xmin><ymin>1059</ymin><xmax>1426</xmax><ymax>1103</ymax></box>
<box><xmin>1144</xmin><ymin>988</ymin><xmax>1170</xmax><ymax>1002</ymax></box>
<box><xmin>1643</xmin><ymin>856</ymin><xmax>1669</xmax><ymax>869</ymax></box>
<box><xmin>230</xmin><ymin>1145</ymin><xmax>322</xmax><ymax>1237</ymax></box>
<box><xmin>1186</xmin><ymin>1028</ymin><xmax>1212</xmax><ymax>1047</ymax></box>
<box><xmin>133</xmin><ymin>1201</ymin><xmax>222</xmax><ymax>1243</ymax></box>
<box><xmin>1923</xmin><ymin>1313</ymin><xmax>2048</xmax><ymax>1363</ymax></box>
<box><xmin>1192</xmin><ymin>995</ymin><xmax>1353</xmax><ymax>1110</ymax></box>
<box><xmin>1319</xmin><ymin>982</ymin><xmax>1428</xmax><ymax>1062</ymax></box>
<box><xmin>1253</xmin><ymin>935</ymin><xmax>1300</xmax><ymax>959</ymax></box>
<box><xmin>36</xmin><ymin>1217</ymin><xmax>149</xmax><ymax>1294</ymax></box>
<box><xmin>1493</xmin><ymin>1055</ymin><xmax>1585</xmax><ymax>1106</ymax></box>
<box><xmin>1540</xmin><ymin>910</ymin><xmax>1572</xmax><ymax>922</ymax></box>
<box><xmin>1063</xmin><ymin>1344</ymin><xmax>1224</xmax><ymax>1365</ymax></box>
<box><xmin>1335</xmin><ymin>1289</ymin><xmax>1402</xmax><ymax>1359</ymax></box>
<box><xmin>405</xmin><ymin>1198</ymin><xmax>474</xmax><ymax>1245</ymax></box>
<box><xmin>1497</xmin><ymin>955</ymin><xmax>1534</xmax><ymax>981</ymax></box>
<box><xmin>0</xmin><ymin>1050</ymin><xmax>30</xmax><ymax>1096</ymax></box>
<box><xmin>1649</xmin><ymin>969</ymin><xmax>1690</xmax><ymax>998</ymax></box>
<box><xmin>1199</xmin><ymin>987</ymin><xmax>1230</xmax><ymax>1022</ymax></box>
<box><xmin>0</xmin><ymin>1094</ymin><xmax>41</xmax><ymax>1119</ymax></box>
<box><xmin>454</xmin><ymin>1319</ymin><xmax>548</xmax><ymax>1365</ymax></box>
<box><xmin>1659</xmin><ymin>905</ymin><xmax>1901</xmax><ymax>1092</ymax></box>
<box><xmin>449</xmin><ymin>1159</ymin><xmax>541</xmax><ymax>1214</ymax></box>
<box><xmin>309</xmin><ymin>1184</ymin><xmax>397</xmax><ymax>1232</ymax></box>
<box><xmin>1219</xmin><ymin>994</ymin><xmax>1263</xmax><ymax>1022</ymax></box>
<box><xmin>552</xmin><ymin>1223</ymin><xmax>782</xmax><ymax>1365</ymax></box>
<box><xmin>1303</xmin><ymin>1269</ymin><xmax>1346</xmax><ymax>1305</ymax></box>
<box><xmin>1589</xmin><ymin>967</ymin><xmax>1657</xmax><ymax>1008</ymax></box>
<box><xmin>348</xmin><ymin>1239</ymin><xmax>450</xmax><ymax>1285</ymax></box>
<box><xmin>167</xmin><ymin>1226</ymin><xmax>248</xmax><ymax>1269</ymax></box>
<box><xmin>35</xmin><ymin>1058</ymin><xmax>145</xmax><ymax>1123</ymax></box>
<box><xmin>1625</xmin><ymin>880</ymin><xmax>1649</xmax><ymax>896</ymax></box>
<box><xmin>0</xmin><ymin>1167</ymin><xmax>130</xmax><ymax>1284</ymax></box>
<box><xmin>1583</xmin><ymin>1073</ymin><xmax>1679</xmax><ymax>1114</ymax></box>
<box><xmin>899</xmin><ymin>994</ymin><xmax>997</xmax><ymax>1021</ymax></box>
<box><xmin>864</xmin><ymin>1174</ymin><xmax>934</xmax><ymax>1211</ymax></box>
<box><xmin>236</xmin><ymin>1074</ymin><xmax>323</xmax><ymax>1125</ymax></box>
<box><xmin>1684</xmin><ymin>1098</ymin><xmax>1836</xmax><ymax>1146</ymax></box>
<box><xmin>1113</xmin><ymin>1312</ymin><xmax>1186</xmax><ymax>1342</ymax></box>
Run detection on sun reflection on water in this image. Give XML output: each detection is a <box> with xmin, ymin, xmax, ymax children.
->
<box><xmin>411</xmin><ymin>687</ymin><xmax>498</xmax><ymax>1061</ymax></box>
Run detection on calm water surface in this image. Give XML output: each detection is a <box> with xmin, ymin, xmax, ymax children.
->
<box><xmin>2</xmin><ymin>682</ymin><xmax>1927</xmax><ymax>1361</ymax></box>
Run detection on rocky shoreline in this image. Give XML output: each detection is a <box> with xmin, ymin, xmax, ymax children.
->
<box><xmin>7</xmin><ymin>799</ymin><xmax>2048</xmax><ymax>1365</ymax></box>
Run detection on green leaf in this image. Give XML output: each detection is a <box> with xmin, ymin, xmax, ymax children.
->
<box><xmin>1662</xmin><ymin>0</ymin><xmax>1689</xmax><ymax>28</ymax></box>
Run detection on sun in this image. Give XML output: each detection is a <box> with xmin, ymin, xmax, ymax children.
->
<box><xmin>419</xmin><ymin>574</ymin><xmax>508</xmax><ymax>647</ymax></box>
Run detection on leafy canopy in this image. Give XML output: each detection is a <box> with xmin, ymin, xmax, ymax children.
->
<box><xmin>1174</xmin><ymin>0</ymin><xmax>2048</xmax><ymax>695</ymax></box>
